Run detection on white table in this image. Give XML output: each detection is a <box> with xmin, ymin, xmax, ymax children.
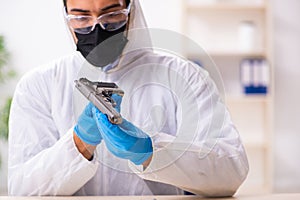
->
<box><xmin>0</xmin><ymin>194</ymin><xmax>300</xmax><ymax>200</ymax></box>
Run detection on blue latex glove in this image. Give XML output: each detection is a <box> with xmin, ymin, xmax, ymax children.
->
<box><xmin>92</xmin><ymin>94</ymin><xmax>153</xmax><ymax>165</ymax></box>
<box><xmin>74</xmin><ymin>102</ymin><xmax>102</xmax><ymax>146</ymax></box>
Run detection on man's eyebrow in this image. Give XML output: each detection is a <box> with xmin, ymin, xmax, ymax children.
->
<box><xmin>69</xmin><ymin>4</ymin><xmax>122</xmax><ymax>13</ymax></box>
<box><xmin>70</xmin><ymin>8</ymin><xmax>90</xmax><ymax>13</ymax></box>
<box><xmin>101</xmin><ymin>3</ymin><xmax>122</xmax><ymax>11</ymax></box>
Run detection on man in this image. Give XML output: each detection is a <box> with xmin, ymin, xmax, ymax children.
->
<box><xmin>8</xmin><ymin>0</ymin><xmax>249</xmax><ymax>196</ymax></box>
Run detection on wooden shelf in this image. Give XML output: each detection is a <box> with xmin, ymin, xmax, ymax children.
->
<box><xmin>186</xmin><ymin>3</ymin><xmax>266</xmax><ymax>12</ymax></box>
<box><xmin>182</xmin><ymin>0</ymin><xmax>273</xmax><ymax>194</ymax></box>
<box><xmin>244</xmin><ymin>140</ymin><xmax>269</xmax><ymax>149</ymax></box>
<box><xmin>188</xmin><ymin>51</ymin><xmax>266</xmax><ymax>58</ymax></box>
<box><xmin>225</xmin><ymin>95</ymin><xmax>270</xmax><ymax>103</ymax></box>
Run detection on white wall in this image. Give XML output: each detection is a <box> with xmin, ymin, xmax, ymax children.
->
<box><xmin>139</xmin><ymin>0</ymin><xmax>183</xmax><ymax>33</ymax></box>
<box><xmin>273</xmin><ymin>0</ymin><xmax>300</xmax><ymax>192</ymax></box>
<box><xmin>0</xmin><ymin>0</ymin><xmax>74</xmax><ymax>98</ymax></box>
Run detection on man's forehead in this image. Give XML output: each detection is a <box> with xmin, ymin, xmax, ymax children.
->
<box><xmin>67</xmin><ymin>0</ymin><xmax>126</xmax><ymax>11</ymax></box>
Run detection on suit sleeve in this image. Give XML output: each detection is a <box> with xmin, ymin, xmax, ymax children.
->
<box><xmin>130</xmin><ymin>64</ymin><xmax>249</xmax><ymax>197</ymax></box>
<box><xmin>8</xmin><ymin>69</ymin><xmax>98</xmax><ymax>196</ymax></box>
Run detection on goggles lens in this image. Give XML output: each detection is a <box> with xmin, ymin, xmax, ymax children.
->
<box><xmin>66</xmin><ymin>4</ymin><xmax>131</xmax><ymax>34</ymax></box>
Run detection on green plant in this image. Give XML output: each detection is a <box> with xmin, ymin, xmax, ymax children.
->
<box><xmin>0</xmin><ymin>35</ymin><xmax>15</xmax><ymax>169</ymax></box>
<box><xmin>0</xmin><ymin>35</ymin><xmax>14</xmax><ymax>141</ymax></box>
<box><xmin>0</xmin><ymin>97</ymin><xmax>12</xmax><ymax>140</ymax></box>
<box><xmin>0</xmin><ymin>35</ymin><xmax>15</xmax><ymax>83</ymax></box>
<box><xmin>0</xmin><ymin>97</ymin><xmax>12</xmax><ymax>168</ymax></box>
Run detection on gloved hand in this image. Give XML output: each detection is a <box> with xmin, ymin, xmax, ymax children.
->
<box><xmin>92</xmin><ymin>94</ymin><xmax>153</xmax><ymax>165</ymax></box>
<box><xmin>74</xmin><ymin>102</ymin><xmax>102</xmax><ymax>146</ymax></box>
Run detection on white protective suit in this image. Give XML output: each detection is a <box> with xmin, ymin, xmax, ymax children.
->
<box><xmin>8</xmin><ymin>0</ymin><xmax>249</xmax><ymax>197</ymax></box>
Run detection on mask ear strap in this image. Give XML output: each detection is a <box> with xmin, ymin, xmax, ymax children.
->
<box><xmin>125</xmin><ymin>1</ymin><xmax>131</xmax><ymax>36</ymax></box>
<box><xmin>125</xmin><ymin>15</ymin><xmax>130</xmax><ymax>36</ymax></box>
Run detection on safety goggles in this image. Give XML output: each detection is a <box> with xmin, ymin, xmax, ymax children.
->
<box><xmin>64</xmin><ymin>3</ymin><xmax>131</xmax><ymax>34</ymax></box>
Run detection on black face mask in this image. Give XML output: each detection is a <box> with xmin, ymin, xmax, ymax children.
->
<box><xmin>75</xmin><ymin>25</ymin><xmax>128</xmax><ymax>68</ymax></box>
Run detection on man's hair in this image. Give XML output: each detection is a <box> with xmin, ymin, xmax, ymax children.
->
<box><xmin>63</xmin><ymin>0</ymin><xmax>131</xmax><ymax>8</ymax></box>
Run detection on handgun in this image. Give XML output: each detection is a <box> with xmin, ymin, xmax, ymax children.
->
<box><xmin>75</xmin><ymin>78</ymin><xmax>124</xmax><ymax>124</ymax></box>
